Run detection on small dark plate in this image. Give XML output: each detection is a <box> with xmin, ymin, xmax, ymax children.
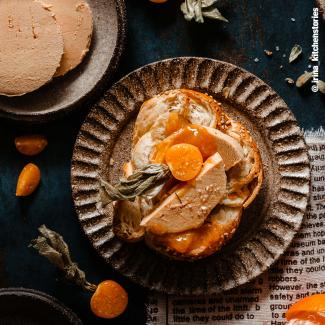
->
<box><xmin>0</xmin><ymin>0</ymin><xmax>126</xmax><ymax>123</ymax></box>
<box><xmin>71</xmin><ymin>58</ymin><xmax>310</xmax><ymax>295</ymax></box>
<box><xmin>0</xmin><ymin>288</ymin><xmax>82</xmax><ymax>325</ymax></box>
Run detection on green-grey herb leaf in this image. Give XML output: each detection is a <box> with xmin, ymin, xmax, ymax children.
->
<box><xmin>202</xmin><ymin>7</ymin><xmax>228</xmax><ymax>22</ymax></box>
<box><xmin>289</xmin><ymin>44</ymin><xmax>302</xmax><ymax>63</ymax></box>
<box><xmin>100</xmin><ymin>164</ymin><xmax>172</xmax><ymax>204</ymax></box>
<box><xmin>30</xmin><ymin>225</ymin><xmax>96</xmax><ymax>292</ymax></box>
<box><xmin>180</xmin><ymin>0</ymin><xmax>228</xmax><ymax>23</ymax></box>
<box><xmin>201</xmin><ymin>0</ymin><xmax>217</xmax><ymax>7</ymax></box>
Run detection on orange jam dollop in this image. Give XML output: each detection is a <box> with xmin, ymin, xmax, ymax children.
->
<box><xmin>158</xmin><ymin>222</ymin><xmax>225</xmax><ymax>256</ymax></box>
<box><xmin>165</xmin><ymin>112</ymin><xmax>189</xmax><ymax>136</ymax></box>
<box><xmin>165</xmin><ymin>143</ymin><xmax>203</xmax><ymax>181</ymax></box>
<box><xmin>286</xmin><ymin>294</ymin><xmax>325</xmax><ymax>325</ymax></box>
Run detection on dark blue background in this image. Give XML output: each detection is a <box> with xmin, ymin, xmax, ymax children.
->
<box><xmin>0</xmin><ymin>0</ymin><xmax>324</xmax><ymax>324</ymax></box>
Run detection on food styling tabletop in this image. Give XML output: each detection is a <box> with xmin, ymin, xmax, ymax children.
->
<box><xmin>0</xmin><ymin>0</ymin><xmax>324</xmax><ymax>324</ymax></box>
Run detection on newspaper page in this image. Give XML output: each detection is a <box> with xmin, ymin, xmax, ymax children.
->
<box><xmin>146</xmin><ymin>129</ymin><xmax>325</xmax><ymax>325</ymax></box>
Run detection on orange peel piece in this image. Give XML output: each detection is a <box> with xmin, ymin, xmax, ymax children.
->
<box><xmin>16</xmin><ymin>163</ymin><xmax>41</xmax><ymax>197</ymax></box>
<box><xmin>165</xmin><ymin>143</ymin><xmax>203</xmax><ymax>181</ymax></box>
<box><xmin>286</xmin><ymin>294</ymin><xmax>325</xmax><ymax>324</ymax></box>
<box><xmin>15</xmin><ymin>135</ymin><xmax>48</xmax><ymax>156</ymax></box>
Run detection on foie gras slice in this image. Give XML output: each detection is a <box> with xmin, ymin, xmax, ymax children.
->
<box><xmin>39</xmin><ymin>0</ymin><xmax>93</xmax><ymax>77</ymax></box>
<box><xmin>141</xmin><ymin>152</ymin><xmax>227</xmax><ymax>235</ymax></box>
<box><xmin>0</xmin><ymin>0</ymin><xmax>64</xmax><ymax>96</ymax></box>
<box><xmin>204</xmin><ymin>127</ymin><xmax>244</xmax><ymax>171</ymax></box>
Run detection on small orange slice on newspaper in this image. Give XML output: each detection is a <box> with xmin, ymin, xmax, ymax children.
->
<box><xmin>286</xmin><ymin>294</ymin><xmax>325</xmax><ymax>324</ymax></box>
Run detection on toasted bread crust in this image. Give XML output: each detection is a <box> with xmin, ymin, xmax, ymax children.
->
<box><xmin>225</xmin><ymin>121</ymin><xmax>263</xmax><ymax>207</ymax></box>
<box><xmin>133</xmin><ymin>89</ymin><xmax>223</xmax><ymax>145</ymax></box>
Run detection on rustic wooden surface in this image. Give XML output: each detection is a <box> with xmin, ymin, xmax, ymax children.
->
<box><xmin>0</xmin><ymin>0</ymin><xmax>324</xmax><ymax>324</ymax></box>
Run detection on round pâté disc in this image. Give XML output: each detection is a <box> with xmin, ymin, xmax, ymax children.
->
<box><xmin>0</xmin><ymin>0</ymin><xmax>64</xmax><ymax>96</ymax></box>
<box><xmin>40</xmin><ymin>0</ymin><xmax>94</xmax><ymax>77</ymax></box>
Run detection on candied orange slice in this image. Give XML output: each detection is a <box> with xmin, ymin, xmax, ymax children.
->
<box><xmin>165</xmin><ymin>143</ymin><xmax>203</xmax><ymax>181</ymax></box>
<box><xmin>286</xmin><ymin>294</ymin><xmax>325</xmax><ymax>324</ymax></box>
<box><xmin>16</xmin><ymin>163</ymin><xmax>41</xmax><ymax>197</ymax></box>
<box><xmin>90</xmin><ymin>280</ymin><xmax>128</xmax><ymax>319</ymax></box>
<box><xmin>152</xmin><ymin>124</ymin><xmax>218</xmax><ymax>163</ymax></box>
<box><xmin>15</xmin><ymin>135</ymin><xmax>48</xmax><ymax>156</ymax></box>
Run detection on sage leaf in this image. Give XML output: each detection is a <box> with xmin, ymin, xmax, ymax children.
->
<box><xmin>180</xmin><ymin>0</ymin><xmax>228</xmax><ymax>23</ymax></box>
<box><xmin>201</xmin><ymin>0</ymin><xmax>217</xmax><ymax>7</ymax></box>
<box><xmin>30</xmin><ymin>225</ymin><xmax>96</xmax><ymax>292</ymax></box>
<box><xmin>181</xmin><ymin>0</ymin><xmax>202</xmax><ymax>22</ymax></box>
<box><xmin>289</xmin><ymin>44</ymin><xmax>302</xmax><ymax>63</ymax></box>
<box><xmin>100</xmin><ymin>164</ymin><xmax>172</xmax><ymax>204</ymax></box>
<box><xmin>202</xmin><ymin>7</ymin><xmax>228</xmax><ymax>22</ymax></box>
<box><xmin>296</xmin><ymin>71</ymin><xmax>313</xmax><ymax>88</ymax></box>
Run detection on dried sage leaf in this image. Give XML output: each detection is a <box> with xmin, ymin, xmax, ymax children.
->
<box><xmin>100</xmin><ymin>164</ymin><xmax>172</xmax><ymax>204</ymax></box>
<box><xmin>30</xmin><ymin>225</ymin><xmax>96</xmax><ymax>292</ymax></box>
<box><xmin>181</xmin><ymin>0</ymin><xmax>202</xmax><ymax>22</ymax></box>
<box><xmin>296</xmin><ymin>71</ymin><xmax>313</xmax><ymax>88</ymax></box>
<box><xmin>201</xmin><ymin>0</ymin><xmax>217</xmax><ymax>7</ymax></box>
<box><xmin>318</xmin><ymin>80</ymin><xmax>325</xmax><ymax>94</ymax></box>
<box><xmin>180</xmin><ymin>0</ymin><xmax>228</xmax><ymax>23</ymax></box>
<box><xmin>202</xmin><ymin>6</ymin><xmax>228</xmax><ymax>22</ymax></box>
<box><xmin>285</xmin><ymin>77</ymin><xmax>295</xmax><ymax>85</ymax></box>
<box><xmin>289</xmin><ymin>44</ymin><xmax>302</xmax><ymax>63</ymax></box>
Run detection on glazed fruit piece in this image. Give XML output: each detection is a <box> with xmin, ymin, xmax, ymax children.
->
<box><xmin>15</xmin><ymin>135</ymin><xmax>48</xmax><ymax>156</ymax></box>
<box><xmin>90</xmin><ymin>280</ymin><xmax>128</xmax><ymax>319</ymax></box>
<box><xmin>16</xmin><ymin>163</ymin><xmax>41</xmax><ymax>197</ymax></box>
<box><xmin>286</xmin><ymin>294</ymin><xmax>325</xmax><ymax>324</ymax></box>
<box><xmin>165</xmin><ymin>143</ymin><xmax>203</xmax><ymax>181</ymax></box>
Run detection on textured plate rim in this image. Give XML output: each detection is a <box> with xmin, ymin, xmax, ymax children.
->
<box><xmin>0</xmin><ymin>287</ymin><xmax>83</xmax><ymax>324</ymax></box>
<box><xmin>0</xmin><ymin>0</ymin><xmax>127</xmax><ymax>123</ymax></box>
<box><xmin>71</xmin><ymin>57</ymin><xmax>311</xmax><ymax>295</ymax></box>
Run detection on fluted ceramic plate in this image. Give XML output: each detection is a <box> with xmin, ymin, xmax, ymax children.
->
<box><xmin>71</xmin><ymin>58</ymin><xmax>310</xmax><ymax>295</ymax></box>
<box><xmin>0</xmin><ymin>0</ymin><xmax>126</xmax><ymax>123</ymax></box>
<box><xmin>0</xmin><ymin>288</ymin><xmax>82</xmax><ymax>324</ymax></box>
